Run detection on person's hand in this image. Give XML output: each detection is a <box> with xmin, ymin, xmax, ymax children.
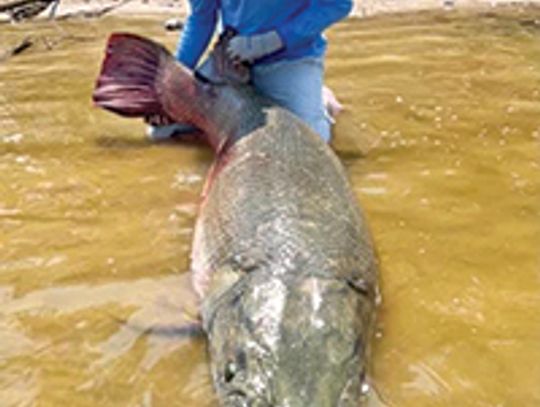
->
<box><xmin>195</xmin><ymin>28</ymin><xmax>251</xmax><ymax>85</ymax></box>
<box><xmin>144</xmin><ymin>113</ymin><xmax>175</xmax><ymax>126</ymax></box>
<box><xmin>227</xmin><ymin>31</ymin><xmax>283</xmax><ymax>63</ymax></box>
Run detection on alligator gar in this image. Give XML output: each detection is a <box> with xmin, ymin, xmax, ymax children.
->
<box><xmin>93</xmin><ymin>33</ymin><xmax>379</xmax><ymax>407</ymax></box>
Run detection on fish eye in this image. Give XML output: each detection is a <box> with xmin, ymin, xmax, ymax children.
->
<box><xmin>224</xmin><ymin>361</ymin><xmax>238</xmax><ymax>383</ymax></box>
<box><xmin>224</xmin><ymin>348</ymin><xmax>247</xmax><ymax>383</ymax></box>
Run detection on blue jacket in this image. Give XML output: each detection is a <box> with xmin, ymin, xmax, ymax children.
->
<box><xmin>176</xmin><ymin>0</ymin><xmax>353</xmax><ymax>69</ymax></box>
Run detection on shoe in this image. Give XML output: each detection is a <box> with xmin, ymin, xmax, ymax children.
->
<box><xmin>146</xmin><ymin>123</ymin><xmax>199</xmax><ymax>141</ymax></box>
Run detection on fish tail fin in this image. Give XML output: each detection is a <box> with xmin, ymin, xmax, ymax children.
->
<box><xmin>92</xmin><ymin>33</ymin><xmax>198</xmax><ymax>126</ymax></box>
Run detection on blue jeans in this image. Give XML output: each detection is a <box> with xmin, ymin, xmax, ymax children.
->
<box><xmin>148</xmin><ymin>57</ymin><xmax>331</xmax><ymax>142</ymax></box>
<box><xmin>252</xmin><ymin>57</ymin><xmax>332</xmax><ymax>142</ymax></box>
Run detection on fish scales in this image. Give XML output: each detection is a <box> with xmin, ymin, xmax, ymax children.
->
<box><xmin>193</xmin><ymin>104</ymin><xmax>378</xmax><ymax>406</ymax></box>
<box><xmin>193</xmin><ymin>107</ymin><xmax>375</xmax><ymax>293</ymax></box>
<box><xmin>93</xmin><ymin>33</ymin><xmax>379</xmax><ymax>407</ymax></box>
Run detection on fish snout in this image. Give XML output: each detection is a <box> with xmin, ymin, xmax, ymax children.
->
<box><xmin>223</xmin><ymin>390</ymin><xmax>271</xmax><ymax>407</ymax></box>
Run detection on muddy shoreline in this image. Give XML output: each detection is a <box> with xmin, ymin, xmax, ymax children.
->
<box><xmin>2</xmin><ymin>0</ymin><xmax>540</xmax><ymax>23</ymax></box>
<box><xmin>59</xmin><ymin>0</ymin><xmax>540</xmax><ymax>17</ymax></box>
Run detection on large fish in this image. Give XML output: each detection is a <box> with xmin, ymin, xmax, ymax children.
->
<box><xmin>93</xmin><ymin>33</ymin><xmax>379</xmax><ymax>407</ymax></box>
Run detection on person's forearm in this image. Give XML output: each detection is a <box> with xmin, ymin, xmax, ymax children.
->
<box><xmin>276</xmin><ymin>0</ymin><xmax>353</xmax><ymax>50</ymax></box>
<box><xmin>175</xmin><ymin>7</ymin><xmax>218</xmax><ymax>69</ymax></box>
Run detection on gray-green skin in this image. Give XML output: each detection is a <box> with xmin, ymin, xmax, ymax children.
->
<box><xmin>171</xmin><ymin>77</ymin><xmax>381</xmax><ymax>406</ymax></box>
<box><xmin>97</xmin><ymin>35</ymin><xmax>380</xmax><ymax>405</ymax></box>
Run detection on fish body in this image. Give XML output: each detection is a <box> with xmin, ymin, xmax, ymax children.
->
<box><xmin>93</xmin><ymin>33</ymin><xmax>379</xmax><ymax>407</ymax></box>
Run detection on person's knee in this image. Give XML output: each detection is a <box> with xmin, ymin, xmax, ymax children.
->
<box><xmin>252</xmin><ymin>58</ymin><xmax>331</xmax><ymax>142</ymax></box>
<box><xmin>289</xmin><ymin>99</ymin><xmax>332</xmax><ymax>142</ymax></box>
<box><xmin>272</xmin><ymin>96</ymin><xmax>332</xmax><ymax>142</ymax></box>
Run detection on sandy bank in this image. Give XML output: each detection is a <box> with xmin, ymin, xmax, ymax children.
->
<box><xmin>4</xmin><ymin>0</ymin><xmax>540</xmax><ymax>22</ymax></box>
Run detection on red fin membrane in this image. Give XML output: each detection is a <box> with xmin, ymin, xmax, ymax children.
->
<box><xmin>92</xmin><ymin>32</ymin><xmax>172</xmax><ymax>118</ymax></box>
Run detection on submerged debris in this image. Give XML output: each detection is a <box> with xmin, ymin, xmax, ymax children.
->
<box><xmin>519</xmin><ymin>18</ymin><xmax>540</xmax><ymax>29</ymax></box>
<box><xmin>0</xmin><ymin>0</ymin><xmax>57</xmax><ymax>22</ymax></box>
<box><xmin>0</xmin><ymin>0</ymin><xmax>134</xmax><ymax>23</ymax></box>
<box><xmin>0</xmin><ymin>0</ymin><xmax>135</xmax><ymax>62</ymax></box>
<box><xmin>55</xmin><ymin>0</ymin><xmax>133</xmax><ymax>21</ymax></box>
<box><xmin>0</xmin><ymin>36</ymin><xmax>33</xmax><ymax>62</ymax></box>
<box><xmin>163</xmin><ymin>17</ymin><xmax>183</xmax><ymax>31</ymax></box>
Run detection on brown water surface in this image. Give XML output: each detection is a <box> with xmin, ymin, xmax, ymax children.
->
<box><xmin>1</xmin><ymin>8</ymin><xmax>539</xmax><ymax>407</ymax></box>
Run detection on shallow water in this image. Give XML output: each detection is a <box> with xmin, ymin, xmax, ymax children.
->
<box><xmin>1</xmin><ymin>8</ymin><xmax>539</xmax><ymax>407</ymax></box>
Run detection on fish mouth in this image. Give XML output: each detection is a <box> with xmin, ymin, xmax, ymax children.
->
<box><xmin>224</xmin><ymin>390</ymin><xmax>248</xmax><ymax>407</ymax></box>
<box><xmin>223</xmin><ymin>390</ymin><xmax>271</xmax><ymax>407</ymax></box>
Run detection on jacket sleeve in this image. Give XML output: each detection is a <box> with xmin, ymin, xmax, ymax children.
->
<box><xmin>275</xmin><ymin>0</ymin><xmax>353</xmax><ymax>50</ymax></box>
<box><xmin>175</xmin><ymin>0</ymin><xmax>219</xmax><ymax>69</ymax></box>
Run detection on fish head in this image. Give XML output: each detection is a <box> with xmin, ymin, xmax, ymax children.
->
<box><xmin>204</xmin><ymin>272</ymin><xmax>375</xmax><ymax>407</ymax></box>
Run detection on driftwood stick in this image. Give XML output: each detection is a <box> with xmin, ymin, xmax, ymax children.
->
<box><xmin>0</xmin><ymin>0</ymin><xmax>41</xmax><ymax>13</ymax></box>
<box><xmin>0</xmin><ymin>0</ymin><xmax>131</xmax><ymax>22</ymax></box>
<box><xmin>11</xmin><ymin>36</ymin><xmax>33</xmax><ymax>54</ymax></box>
<box><xmin>0</xmin><ymin>0</ymin><xmax>133</xmax><ymax>61</ymax></box>
<box><xmin>47</xmin><ymin>0</ymin><xmax>60</xmax><ymax>19</ymax></box>
<box><xmin>55</xmin><ymin>0</ymin><xmax>133</xmax><ymax>20</ymax></box>
<box><xmin>0</xmin><ymin>36</ymin><xmax>33</xmax><ymax>62</ymax></box>
<box><xmin>0</xmin><ymin>0</ymin><xmax>55</xmax><ymax>21</ymax></box>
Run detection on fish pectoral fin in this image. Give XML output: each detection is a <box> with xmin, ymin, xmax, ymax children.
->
<box><xmin>140</xmin><ymin>320</ymin><xmax>204</xmax><ymax>338</ymax></box>
<box><xmin>104</xmin><ymin>301</ymin><xmax>204</xmax><ymax>340</ymax></box>
<box><xmin>102</xmin><ymin>272</ymin><xmax>204</xmax><ymax>340</ymax></box>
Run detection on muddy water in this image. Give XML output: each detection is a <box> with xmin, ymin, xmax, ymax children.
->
<box><xmin>0</xmin><ymin>8</ymin><xmax>539</xmax><ymax>407</ymax></box>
